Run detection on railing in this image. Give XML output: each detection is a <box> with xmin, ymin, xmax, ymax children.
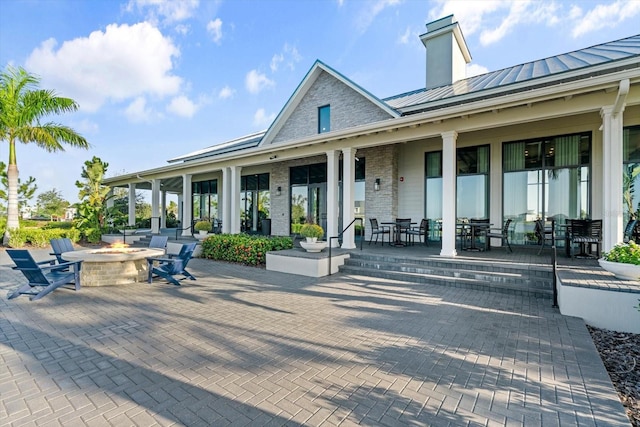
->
<box><xmin>175</xmin><ymin>224</ymin><xmax>194</xmax><ymax>240</ymax></box>
<box><xmin>551</xmin><ymin>220</ymin><xmax>559</xmax><ymax>308</ymax></box>
<box><xmin>328</xmin><ymin>218</ymin><xmax>363</xmax><ymax>276</ymax></box>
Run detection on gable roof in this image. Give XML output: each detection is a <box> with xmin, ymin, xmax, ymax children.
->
<box><xmin>259</xmin><ymin>60</ymin><xmax>400</xmax><ymax>146</ymax></box>
<box><xmin>167</xmin><ymin>130</ymin><xmax>265</xmax><ymax>164</ymax></box>
<box><xmin>386</xmin><ymin>34</ymin><xmax>640</xmax><ymax>114</ymax></box>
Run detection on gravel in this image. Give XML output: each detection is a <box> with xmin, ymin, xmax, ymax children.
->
<box><xmin>588</xmin><ymin>326</ymin><xmax>640</xmax><ymax>427</ymax></box>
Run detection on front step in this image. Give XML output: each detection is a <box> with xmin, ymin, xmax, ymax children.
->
<box><xmin>339</xmin><ymin>253</ymin><xmax>553</xmax><ymax>298</ymax></box>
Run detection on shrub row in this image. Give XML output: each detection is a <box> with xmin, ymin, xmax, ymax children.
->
<box><xmin>6</xmin><ymin>227</ymin><xmax>81</xmax><ymax>248</ymax></box>
<box><xmin>200</xmin><ymin>234</ymin><xmax>293</xmax><ymax>266</ymax></box>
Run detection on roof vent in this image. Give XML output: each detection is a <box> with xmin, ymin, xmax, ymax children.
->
<box><xmin>420</xmin><ymin>15</ymin><xmax>472</xmax><ymax>90</ymax></box>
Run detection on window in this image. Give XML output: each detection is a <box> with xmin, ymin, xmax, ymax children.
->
<box><xmin>192</xmin><ymin>180</ymin><xmax>218</xmax><ymax>222</ymax></box>
<box><xmin>240</xmin><ymin>173</ymin><xmax>270</xmax><ymax>233</ymax></box>
<box><xmin>318</xmin><ymin>105</ymin><xmax>330</xmax><ymax>133</ymax></box>
<box><xmin>623</xmin><ymin>126</ymin><xmax>640</xmax><ymax>223</ymax></box>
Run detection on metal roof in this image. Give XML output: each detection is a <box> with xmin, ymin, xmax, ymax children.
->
<box><xmin>167</xmin><ymin>131</ymin><xmax>265</xmax><ymax>164</ymax></box>
<box><xmin>384</xmin><ymin>34</ymin><xmax>640</xmax><ymax>111</ymax></box>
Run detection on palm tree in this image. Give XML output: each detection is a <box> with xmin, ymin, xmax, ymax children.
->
<box><xmin>0</xmin><ymin>65</ymin><xmax>89</xmax><ymax>244</ymax></box>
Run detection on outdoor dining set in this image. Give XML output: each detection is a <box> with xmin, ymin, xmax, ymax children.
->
<box><xmin>367</xmin><ymin>216</ymin><xmax>625</xmax><ymax>259</ymax></box>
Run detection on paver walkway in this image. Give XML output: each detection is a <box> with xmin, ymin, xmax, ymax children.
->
<box><xmin>0</xmin><ymin>249</ymin><xmax>630</xmax><ymax>426</ymax></box>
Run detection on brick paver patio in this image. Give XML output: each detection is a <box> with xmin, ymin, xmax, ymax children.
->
<box><xmin>0</xmin><ymin>249</ymin><xmax>630</xmax><ymax>426</ymax></box>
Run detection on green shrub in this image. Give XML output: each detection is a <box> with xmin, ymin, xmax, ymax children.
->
<box><xmin>194</xmin><ymin>220</ymin><xmax>212</xmax><ymax>232</ymax></box>
<box><xmin>7</xmin><ymin>228</ymin><xmax>27</xmax><ymax>248</ymax></box>
<box><xmin>603</xmin><ymin>241</ymin><xmax>640</xmax><ymax>265</ymax></box>
<box><xmin>300</xmin><ymin>223</ymin><xmax>324</xmax><ymax>239</ymax></box>
<box><xmin>200</xmin><ymin>234</ymin><xmax>293</xmax><ymax>266</ymax></box>
<box><xmin>83</xmin><ymin>228</ymin><xmax>102</xmax><ymax>244</ymax></box>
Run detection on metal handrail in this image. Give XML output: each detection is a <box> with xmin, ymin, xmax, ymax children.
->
<box><xmin>328</xmin><ymin>218</ymin><xmax>363</xmax><ymax>276</ymax></box>
<box><xmin>551</xmin><ymin>220</ymin><xmax>559</xmax><ymax>308</ymax></box>
<box><xmin>175</xmin><ymin>224</ymin><xmax>194</xmax><ymax>240</ymax></box>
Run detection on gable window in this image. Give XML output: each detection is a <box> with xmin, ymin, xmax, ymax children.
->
<box><xmin>318</xmin><ymin>105</ymin><xmax>330</xmax><ymax>133</ymax></box>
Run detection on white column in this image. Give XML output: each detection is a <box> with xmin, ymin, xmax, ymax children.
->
<box><xmin>326</xmin><ymin>150</ymin><xmax>339</xmax><ymax>247</ymax></box>
<box><xmin>341</xmin><ymin>147</ymin><xmax>356</xmax><ymax>249</ymax></box>
<box><xmin>181</xmin><ymin>174</ymin><xmax>192</xmax><ymax>237</ymax></box>
<box><xmin>151</xmin><ymin>179</ymin><xmax>161</xmax><ymax>234</ymax></box>
<box><xmin>222</xmin><ymin>167</ymin><xmax>231</xmax><ymax>234</ymax></box>
<box><xmin>230</xmin><ymin>166</ymin><xmax>242</xmax><ymax>234</ymax></box>
<box><xmin>440</xmin><ymin>131</ymin><xmax>458</xmax><ymax>257</ymax></box>
<box><xmin>128</xmin><ymin>183</ymin><xmax>136</xmax><ymax>227</ymax></box>
<box><xmin>601</xmin><ymin>106</ymin><xmax>625</xmax><ymax>251</ymax></box>
<box><xmin>160</xmin><ymin>191</ymin><xmax>167</xmax><ymax>229</ymax></box>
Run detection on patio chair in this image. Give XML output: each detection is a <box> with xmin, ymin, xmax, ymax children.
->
<box><xmin>368</xmin><ymin>218</ymin><xmax>391</xmax><ymax>246</ymax></box>
<box><xmin>623</xmin><ymin>219</ymin><xmax>638</xmax><ymax>243</ymax></box>
<box><xmin>406</xmin><ymin>218</ymin><xmax>429</xmax><ymax>246</ymax></box>
<box><xmin>535</xmin><ymin>219</ymin><xmax>555</xmax><ymax>255</ymax></box>
<box><xmin>50</xmin><ymin>237</ymin><xmax>75</xmax><ymax>264</ymax></box>
<box><xmin>147</xmin><ymin>242</ymin><xmax>197</xmax><ymax>286</ymax></box>
<box><xmin>149</xmin><ymin>235</ymin><xmax>169</xmax><ymax>251</ymax></box>
<box><xmin>570</xmin><ymin>219</ymin><xmax>602</xmax><ymax>258</ymax></box>
<box><xmin>486</xmin><ymin>218</ymin><xmax>513</xmax><ymax>252</ymax></box>
<box><xmin>7</xmin><ymin>249</ymin><xmax>82</xmax><ymax>301</ymax></box>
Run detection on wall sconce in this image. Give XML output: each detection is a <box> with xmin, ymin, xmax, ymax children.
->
<box><xmin>276</xmin><ymin>186</ymin><xmax>282</xmax><ymax>196</ymax></box>
<box><xmin>269</xmin><ymin>154</ymin><xmax>278</xmax><ymax>160</ymax></box>
<box><xmin>374</xmin><ymin>178</ymin><xmax>380</xmax><ymax>191</ymax></box>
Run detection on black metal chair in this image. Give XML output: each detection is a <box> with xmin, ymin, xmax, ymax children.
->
<box><xmin>486</xmin><ymin>218</ymin><xmax>513</xmax><ymax>252</ymax></box>
<box><xmin>368</xmin><ymin>218</ymin><xmax>390</xmax><ymax>246</ymax></box>
<box><xmin>569</xmin><ymin>219</ymin><xmax>602</xmax><ymax>258</ymax></box>
<box><xmin>147</xmin><ymin>243</ymin><xmax>197</xmax><ymax>286</ymax></box>
<box><xmin>623</xmin><ymin>219</ymin><xmax>638</xmax><ymax>243</ymax></box>
<box><xmin>406</xmin><ymin>218</ymin><xmax>429</xmax><ymax>246</ymax></box>
<box><xmin>7</xmin><ymin>249</ymin><xmax>82</xmax><ymax>301</ymax></box>
<box><xmin>534</xmin><ymin>219</ymin><xmax>555</xmax><ymax>255</ymax></box>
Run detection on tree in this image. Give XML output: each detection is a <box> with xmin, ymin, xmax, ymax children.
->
<box><xmin>36</xmin><ymin>189</ymin><xmax>69</xmax><ymax>218</ymax></box>
<box><xmin>0</xmin><ymin>161</ymin><xmax>37</xmax><ymax>216</ymax></box>
<box><xmin>0</xmin><ymin>65</ymin><xmax>88</xmax><ymax>243</ymax></box>
<box><xmin>74</xmin><ymin>156</ymin><xmax>110</xmax><ymax>241</ymax></box>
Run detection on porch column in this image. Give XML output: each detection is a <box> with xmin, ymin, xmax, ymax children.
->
<box><xmin>440</xmin><ymin>131</ymin><xmax>458</xmax><ymax>257</ymax></box>
<box><xmin>230</xmin><ymin>166</ymin><xmax>242</xmax><ymax>234</ymax></box>
<box><xmin>601</xmin><ymin>105</ymin><xmax>625</xmax><ymax>251</ymax></box>
<box><xmin>222</xmin><ymin>167</ymin><xmax>231</xmax><ymax>233</ymax></box>
<box><xmin>341</xmin><ymin>147</ymin><xmax>356</xmax><ymax>249</ymax></box>
<box><xmin>128</xmin><ymin>183</ymin><xmax>136</xmax><ymax>226</ymax></box>
<box><xmin>160</xmin><ymin>190</ymin><xmax>167</xmax><ymax>229</ymax></box>
<box><xmin>181</xmin><ymin>174</ymin><xmax>192</xmax><ymax>237</ymax></box>
<box><xmin>326</xmin><ymin>150</ymin><xmax>339</xmax><ymax>247</ymax></box>
<box><xmin>151</xmin><ymin>179</ymin><xmax>161</xmax><ymax>234</ymax></box>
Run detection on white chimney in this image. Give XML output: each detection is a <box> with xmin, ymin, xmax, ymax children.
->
<box><xmin>420</xmin><ymin>15</ymin><xmax>472</xmax><ymax>90</ymax></box>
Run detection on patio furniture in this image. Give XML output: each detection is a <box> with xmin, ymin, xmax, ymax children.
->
<box><xmin>486</xmin><ymin>218</ymin><xmax>512</xmax><ymax>252</ymax></box>
<box><xmin>568</xmin><ymin>219</ymin><xmax>602</xmax><ymax>258</ymax></box>
<box><xmin>50</xmin><ymin>237</ymin><xmax>75</xmax><ymax>264</ymax></box>
<box><xmin>406</xmin><ymin>218</ymin><xmax>429</xmax><ymax>246</ymax></box>
<box><xmin>368</xmin><ymin>218</ymin><xmax>391</xmax><ymax>246</ymax></box>
<box><xmin>534</xmin><ymin>219</ymin><xmax>555</xmax><ymax>255</ymax></box>
<box><xmin>395</xmin><ymin>218</ymin><xmax>413</xmax><ymax>246</ymax></box>
<box><xmin>623</xmin><ymin>219</ymin><xmax>639</xmax><ymax>243</ymax></box>
<box><xmin>147</xmin><ymin>242</ymin><xmax>197</xmax><ymax>286</ymax></box>
<box><xmin>7</xmin><ymin>249</ymin><xmax>82</xmax><ymax>301</ymax></box>
<box><xmin>465</xmin><ymin>218</ymin><xmax>491</xmax><ymax>251</ymax></box>
<box><xmin>149</xmin><ymin>235</ymin><xmax>169</xmax><ymax>251</ymax></box>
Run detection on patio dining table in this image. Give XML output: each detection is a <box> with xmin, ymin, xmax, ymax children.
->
<box><xmin>457</xmin><ymin>221</ymin><xmax>492</xmax><ymax>251</ymax></box>
<box><xmin>382</xmin><ymin>220</ymin><xmax>416</xmax><ymax>247</ymax></box>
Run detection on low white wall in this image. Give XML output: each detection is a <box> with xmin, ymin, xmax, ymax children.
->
<box><xmin>267</xmin><ymin>252</ymin><xmax>349</xmax><ymax>277</ymax></box>
<box><xmin>559</xmin><ymin>282</ymin><xmax>640</xmax><ymax>334</ymax></box>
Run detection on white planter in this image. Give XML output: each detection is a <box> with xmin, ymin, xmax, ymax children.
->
<box><xmin>198</xmin><ymin>230</ymin><xmax>209</xmax><ymax>236</ymax></box>
<box><xmin>598</xmin><ymin>259</ymin><xmax>640</xmax><ymax>281</ymax></box>
<box><xmin>300</xmin><ymin>240</ymin><xmax>327</xmax><ymax>253</ymax></box>
<box><xmin>304</xmin><ymin>237</ymin><xmax>318</xmax><ymax>243</ymax></box>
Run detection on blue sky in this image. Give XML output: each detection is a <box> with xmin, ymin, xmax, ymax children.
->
<box><xmin>1</xmin><ymin>0</ymin><xmax>639</xmax><ymax>204</ymax></box>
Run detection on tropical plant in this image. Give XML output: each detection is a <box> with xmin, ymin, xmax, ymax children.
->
<box><xmin>194</xmin><ymin>220</ymin><xmax>212</xmax><ymax>232</ymax></box>
<box><xmin>74</xmin><ymin>156</ymin><xmax>110</xmax><ymax>241</ymax></box>
<box><xmin>300</xmin><ymin>223</ymin><xmax>324</xmax><ymax>239</ymax></box>
<box><xmin>602</xmin><ymin>241</ymin><xmax>640</xmax><ymax>265</ymax></box>
<box><xmin>623</xmin><ymin>164</ymin><xmax>640</xmax><ymax>220</ymax></box>
<box><xmin>0</xmin><ymin>65</ymin><xmax>89</xmax><ymax>244</ymax></box>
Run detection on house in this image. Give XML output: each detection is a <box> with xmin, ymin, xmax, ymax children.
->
<box><xmin>103</xmin><ymin>15</ymin><xmax>640</xmax><ymax>257</ymax></box>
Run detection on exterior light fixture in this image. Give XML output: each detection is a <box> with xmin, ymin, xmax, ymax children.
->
<box><xmin>276</xmin><ymin>186</ymin><xmax>282</xmax><ymax>196</ymax></box>
<box><xmin>374</xmin><ymin>178</ymin><xmax>380</xmax><ymax>191</ymax></box>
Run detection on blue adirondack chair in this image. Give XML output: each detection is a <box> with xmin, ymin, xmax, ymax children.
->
<box><xmin>50</xmin><ymin>237</ymin><xmax>75</xmax><ymax>262</ymax></box>
<box><xmin>149</xmin><ymin>235</ymin><xmax>169</xmax><ymax>251</ymax></box>
<box><xmin>7</xmin><ymin>249</ymin><xmax>82</xmax><ymax>301</ymax></box>
<box><xmin>146</xmin><ymin>242</ymin><xmax>197</xmax><ymax>286</ymax></box>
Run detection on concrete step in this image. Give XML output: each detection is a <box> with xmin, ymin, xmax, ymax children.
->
<box><xmin>339</xmin><ymin>253</ymin><xmax>553</xmax><ymax>298</ymax></box>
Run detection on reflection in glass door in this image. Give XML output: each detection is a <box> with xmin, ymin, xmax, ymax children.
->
<box><xmin>290</xmin><ymin>184</ymin><xmax>326</xmax><ymax>236</ymax></box>
<box><xmin>309</xmin><ymin>184</ymin><xmax>327</xmax><ymax>234</ymax></box>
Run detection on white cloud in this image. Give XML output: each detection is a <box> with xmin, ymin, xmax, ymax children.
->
<box><xmin>398</xmin><ymin>26</ymin><xmax>412</xmax><ymax>44</ymax></box>
<box><xmin>207</xmin><ymin>18</ymin><xmax>223</xmax><ymax>44</ymax></box>
<box><xmin>73</xmin><ymin>119</ymin><xmax>100</xmax><ymax>134</ymax></box>
<box><xmin>355</xmin><ymin>0</ymin><xmax>401</xmax><ymax>33</ymax></box>
<box><xmin>245</xmin><ymin>70</ymin><xmax>275</xmax><ymax>94</ymax></box>
<box><xmin>166</xmin><ymin>95</ymin><xmax>198</xmax><ymax>118</ymax></box>
<box><xmin>270</xmin><ymin>43</ymin><xmax>302</xmax><ymax>72</ymax></box>
<box><xmin>218</xmin><ymin>85</ymin><xmax>235</xmax><ymax>99</ymax></box>
<box><xmin>571</xmin><ymin>0</ymin><xmax>640</xmax><ymax>38</ymax></box>
<box><xmin>125</xmin><ymin>97</ymin><xmax>153</xmax><ymax>123</ymax></box>
<box><xmin>253</xmin><ymin>108</ymin><xmax>276</xmax><ymax>127</ymax></box>
<box><xmin>126</xmin><ymin>0</ymin><xmax>199</xmax><ymax>25</ymax></box>
<box><xmin>25</xmin><ymin>22</ymin><xmax>182</xmax><ymax>113</ymax></box>
<box><xmin>175</xmin><ymin>24</ymin><xmax>190</xmax><ymax>35</ymax></box>
<box><xmin>466</xmin><ymin>63</ymin><xmax>489</xmax><ymax>78</ymax></box>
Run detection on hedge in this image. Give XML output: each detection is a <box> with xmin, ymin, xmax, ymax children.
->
<box><xmin>200</xmin><ymin>234</ymin><xmax>293</xmax><ymax>266</ymax></box>
<box><xmin>6</xmin><ymin>227</ymin><xmax>82</xmax><ymax>248</ymax></box>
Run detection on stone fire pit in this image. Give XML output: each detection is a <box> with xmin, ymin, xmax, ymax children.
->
<box><xmin>62</xmin><ymin>248</ymin><xmax>165</xmax><ymax>287</ymax></box>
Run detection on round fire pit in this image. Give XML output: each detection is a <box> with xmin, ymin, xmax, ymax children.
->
<box><xmin>62</xmin><ymin>248</ymin><xmax>165</xmax><ymax>287</ymax></box>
